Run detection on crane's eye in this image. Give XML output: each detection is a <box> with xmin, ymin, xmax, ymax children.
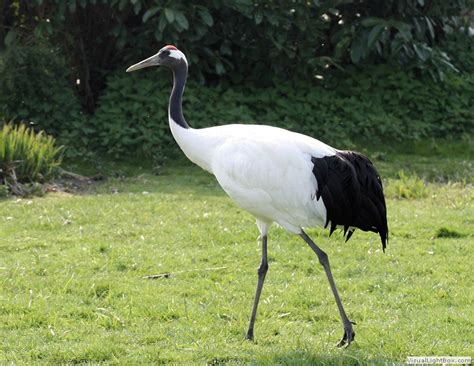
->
<box><xmin>160</xmin><ymin>50</ymin><xmax>170</xmax><ymax>59</ymax></box>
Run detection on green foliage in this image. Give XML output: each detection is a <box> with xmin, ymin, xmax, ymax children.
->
<box><xmin>441</xmin><ymin>30</ymin><xmax>474</xmax><ymax>74</ymax></box>
<box><xmin>0</xmin><ymin>40</ymin><xmax>86</xmax><ymax>136</ymax></box>
<box><xmin>91</xmin><ymin>72</ymin><xmax>170</xmax><ymax>157</ymax></box>
<box><xmin>1</xmin><ymin>0</ymin><xmax>470</xmax><ymax>112</ymax></box>
<box><xmin>0</xmin><ymin>123</ymin><xmax>63</xmax><ymax>195</ymax></box>
<box><xmin>345</xmin><ymin>3</ymin><xmax>466</xmax><ymax>80</ymax></box>
<box><xmin>385</xmin><ymin>170</ymin><xmax>427</xmax><ymax>199</ymax></box>
<box><xmin>0</xmin><ymin>184</ymin><xmax>8</xmax><ymax>198</ymax></box>
<box><xmin>0</xmin><ymin>1</ymin><xmax>472</xmax><ymax>157</ymax></box>
<box><xmin>91</xmin><ymin>65</ymin><xmax>474</xmax><ymax>156</ymax></box>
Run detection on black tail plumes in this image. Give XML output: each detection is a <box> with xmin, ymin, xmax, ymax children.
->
<box><xmin>311</xmin><ymin>151</ymin><xmax>388</xmax><ymax>250</ymax></box>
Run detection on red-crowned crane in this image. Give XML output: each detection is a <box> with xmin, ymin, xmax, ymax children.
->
<box><xmin>126</xmin><ymin>45</ymin><xmax>388</xmax><ymax>347</ymax></box>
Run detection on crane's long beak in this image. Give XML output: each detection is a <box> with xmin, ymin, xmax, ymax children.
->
<box><xmin>126</xmin><ymin>53</ymin><xmax>160</xmax><ymax>72</ymax></box>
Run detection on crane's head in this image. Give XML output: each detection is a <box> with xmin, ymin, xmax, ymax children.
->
<box><xmin>126</xmin><ymin>45</ymin><xmax>187</xmax><ymax>73</ymax></box>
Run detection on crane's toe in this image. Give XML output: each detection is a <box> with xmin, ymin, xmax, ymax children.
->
<box><xmin>336</xmin><ymin>320</ymin><xmax>356</xmax><ymax>348</ymax></box>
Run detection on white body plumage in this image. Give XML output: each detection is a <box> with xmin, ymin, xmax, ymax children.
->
<box><xmin>170</xmin><ymin>121</ymin><xmax>335</xmax><ymax>235</ymax></box>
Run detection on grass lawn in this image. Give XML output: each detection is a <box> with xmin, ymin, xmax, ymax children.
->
<box><xmin>0</xmin><ymin>139</ymin><xmax>473</xmax><ymax>365</ymax></box>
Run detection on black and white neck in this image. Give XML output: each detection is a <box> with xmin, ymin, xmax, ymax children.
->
<box><xmin>125</xmin><ymin>45</ymin><xmax>217</xmax><ymax>172</ymax></box>
<box><xmin>169</xmin><ymin>60</ymin><xmax>189</xmax><ymax>129</ymax></box>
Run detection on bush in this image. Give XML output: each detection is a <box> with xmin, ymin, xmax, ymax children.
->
<box><xmin>1</xmin><ymin>2</ymin><xmax>471</xmax><ymax>156</ymax></box>
<box><xmin>2</xmin><ymin>1</ymin><xmax>470</xmax><ymax>114</ymax></box>
<box><xmin>0</xmin><ymin>40</ymin><xmax>86</xmax><ymax>137</ymax></box>
<box><xmin>0</xmin><ymin>123</ymin><xmax>63</xmax><ymax>195</ymax></box>
<box><xmin>441</xmin><ymin>26</ymin><xmax>474</xmax><ymax>75</ymax></box>
<box><xmin>91</xmin><ymin>72</ymin><xmax>170</xmax><ymax>157</ymax></box>
<box><xmin>90</xmin><ymin>65</ymin><xmax>474</xmax><ymax>156</ymax></box>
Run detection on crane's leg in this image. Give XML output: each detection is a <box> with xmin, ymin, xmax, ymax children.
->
<box><xmin>246</xmin><ymin>234</ymin><xmax>268</xmax><ymax>341</ymax></box>
<box><xmin>300</xmin><ymin>230</ymin><xmax>355</xmax><ymax>347</ymax></box>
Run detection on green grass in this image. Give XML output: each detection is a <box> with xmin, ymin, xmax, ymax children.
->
<box><xmin>0</xmin><ymin>139</ymin><xmax>473</xmax><ymax>365</ymax></box>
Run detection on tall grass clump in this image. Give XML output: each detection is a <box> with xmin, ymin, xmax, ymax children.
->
<box><xmin>0</xmin><ymin>123</ymin><xmax>63</xmax><ymax>196</ymax></box>
<box><xmin>385</xmin><ymin>170</ymin><xmax>428</xmax><ymax>199</ymax></box>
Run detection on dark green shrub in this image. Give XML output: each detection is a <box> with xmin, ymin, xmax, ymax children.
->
<box><xmin>2</xmin><ymin>0</ymin><xmax>469</xmax><ymax>112</ymax></box>
<box><xmin>0</xmin><ymin>40</ymin><xmax>85</xmax><ymax>137</ymax></box>
<box><xmin>441</xmin><ymin>31</ymin><xmax>474</xmax><ymax>74</ymax></box>
<box><xmin>0</xmin><ymin>123</ymin><xmax>63</xmax><ymax>195</ymax></box>
<box><xmin>1</xmin><ymin>0</ymin><xmax>471</xmax><ymax>159</ymax></box>
<box><xmin>91</xmin><ymin>71</ymin><xmax>170</xmax><ymax>157</ymax></box>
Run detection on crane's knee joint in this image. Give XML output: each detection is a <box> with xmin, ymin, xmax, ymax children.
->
<box><xmin>317</xmin><ymin>251</ymin><xmax>329</xmax><ymax>266</ymax></box>
<box><xmin>257</xmin><ymin>262</ymin><xmax>268</xmax><ymax>276</ymax></box>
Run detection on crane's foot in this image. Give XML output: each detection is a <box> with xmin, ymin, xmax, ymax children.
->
<box><xmin>336</xmin><ymin>320</ymin><xmax>356</xmax><ymax>348</ymax></box>
<box><xmin>245</xmin><ymin>329</ymin><xmax>254</xmax><ymax>341</ymax></box>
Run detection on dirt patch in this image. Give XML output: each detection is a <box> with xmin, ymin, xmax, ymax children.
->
<box><xmin>44</xmin><ymin>170</ymin><xmax>106</xmax><ymax>195</ymax></box>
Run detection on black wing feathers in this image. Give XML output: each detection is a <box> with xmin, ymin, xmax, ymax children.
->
<box><xmin>311</xmin><ymin>151</ymin><xmax>388</xmax><ymax>250</ymax></box>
